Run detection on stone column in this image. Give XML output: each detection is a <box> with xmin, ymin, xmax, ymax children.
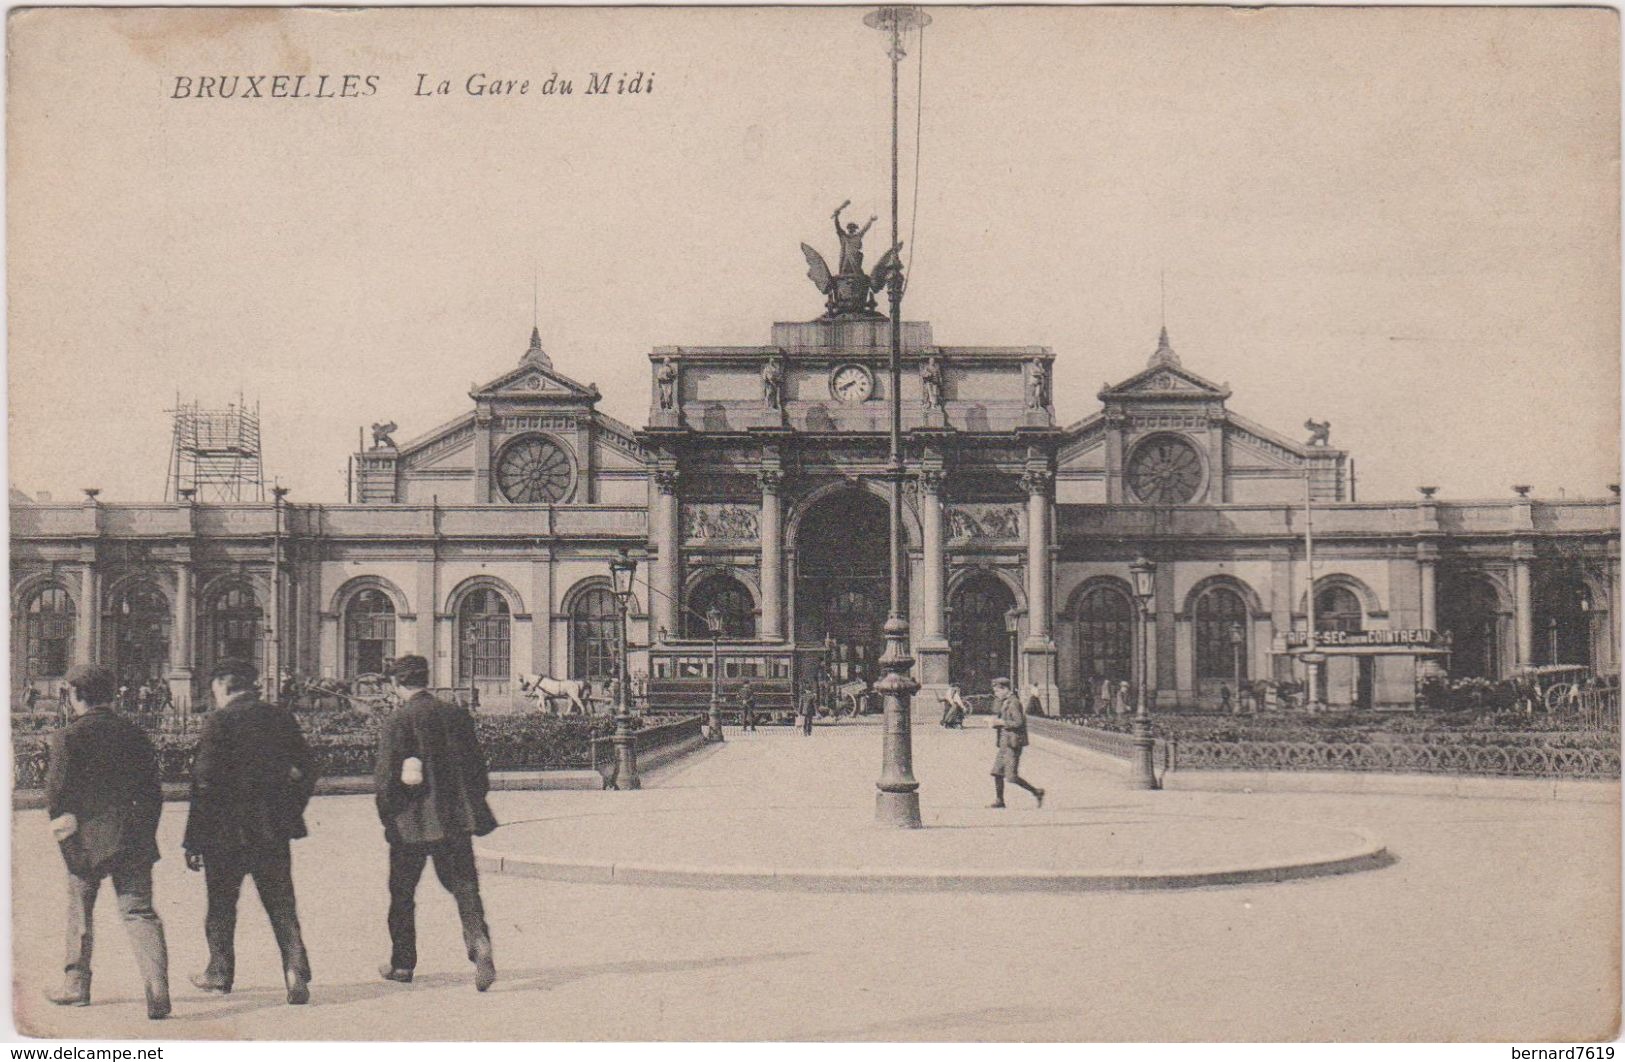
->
<box><xmin>1513</xmin><ymin>540</ymin><xmax>1535</xmax><ymax>666</ymax></box>
<box><xmin>915</xmin><ymin>469</ymin><xmax>950</xmax><ymax>692</ymax></box>
<box><xmin>76</xmin><ymin>560</ymin><xmax>101</xmax><ymax>667</ymax></box>
<box><xmin>319</xmin><ymin>611</ymin><xmax>341</xmax><ymax>680</ymax></box>
<box><xmin>759</xmin><ymin>469</ymin><xmax>783</xmax><ymax>641</ymax></box>
<box><xmin>1021</xmin><ymin>467</ymin><xmax>1057</xmax><ymax>712</ymax></box>
<box><xmin>167</xmin><ymin>562</ymin><xmax>195</xmax><ymax>710</ymax></box>
<box><xmin>1417</xmin><ymin>545</ymin><xmax>1438</xmax><ymax>632</ymax></box>
<box><xmin>652</xmin><ymin>470</ymin><xmax>681</xmax><ymax>637</ymax></box>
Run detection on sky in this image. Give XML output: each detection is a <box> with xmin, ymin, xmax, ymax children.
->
<box><xmin>7</xmin><ymin>6</ymin><xmax>1620</xmax><ymax>504</ymax></box>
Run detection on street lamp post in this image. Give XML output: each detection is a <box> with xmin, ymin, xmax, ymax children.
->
<box><xmin>1129</xmin><ymin>556</ymin><xmax>1159</xmax><ymax>790</ymax></box>
<box><xmin>823</xmin><ymin>632</ymin><xmax>836</xmax><ymax>717</ymax></box>
<box><xmin>864</xmin><ymin>3</ymin><xmax>930</xmax><ymax>829</ymax></box>
<box><xmin>706</xmin><ymin>605</ymin><xmax>725</xmax><ymax>742</ymax></box>
<box><xmin>609</xmin><ymin>549</ymin><xmax>641</xmax><ymax>791</ymax></box>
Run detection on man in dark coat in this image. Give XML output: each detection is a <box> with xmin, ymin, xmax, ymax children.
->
<box><xmin>738</xmin><ymin>681</ymin><xmax>757</xmax><ymax>732</ymax></box>
<box><xmin>45</xmin><ymin>663</ymin><xmax>171</xmax><ymax>1019</ymax></box>
<box><xmin>182</xmin><ymin>657</ymin><xmax>316</xmax><ymax>1005</ymax></box>
<box><xmin>376</xmin><ymin>654</ymin><xmax>498</xmax><ymax>992</ymax></box>
<box><xmin>988</xmin><ymin>677</ymin><xmax>1045</xmax><ymax>809</ymax></box>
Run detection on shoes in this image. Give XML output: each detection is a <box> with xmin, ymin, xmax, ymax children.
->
<box><xmin>1035</xmin><ymin>788</ymin><xmax>1046</xmax><ymax>809</ymax></box>
<box><xmin>146</xmin><ymin>992</ymin><xmax>172</xmax><ymax>1021</ymax></box>
<box><xmin>45</xmin><ymin>976</ymin><xmax>90</xmax><ymax>1007</ymax></box>
<box><xmin>189</xmin><ymin>972</ymin><xmax>232</xmax><ymax>994</ymax></box>
<box><xmin>987</xmin><ymin>801</ymin><xmax>1006</xmax><ymax>809</ymax></box>
<box><xmin>284</xmin><ymin>966</ymin><xmax>309</xmax><ymax>1006</ymax></box>
<box><xmin>472</xmin><ymin>940</ymin><xmax>497</xmax><ymax>993</ymax></box>
<box><xmin>378</xmin><ymin>964</ymin><xmax>413</xmax><ymax>984</ymax></box>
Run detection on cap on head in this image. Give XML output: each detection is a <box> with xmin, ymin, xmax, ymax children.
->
<box><xmin>210</xmin><ymin>657</ymin><xmax>259</xmax><ymax>688</ymax></box>
<box><xmin>388</xmin><ymin>654</ymin><xmax>430</xmax><ymax>687</ymax></box>
<box><xmin>65</xmin><ymin>663</ymin><xmax>118</xmax><ymax>705</ymax></box>
<box><xmin>991</xmin><ymin>677</ymin><xmax>1011</xmax><ymax>689</ymax></box>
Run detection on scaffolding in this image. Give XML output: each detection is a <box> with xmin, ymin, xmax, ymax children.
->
<box><xmin>165</xmin><ymin>394</ymin><xmax>266</xmax><ymax>502</ymax></box>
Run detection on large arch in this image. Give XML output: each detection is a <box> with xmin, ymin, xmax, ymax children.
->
<box><xmin>108</xmin><ymin>579</ymin><xmax>172</xmax><ymax>684</ymax></box>
<box><xmin>1439</xmin><ymin>572</ymin><xmax>1507</xmax><ymax>679</ymax></box>
<box><xmin>201</xmin><ymin>579</ymin><xmax>263</xmax><ymax>677</ymax></box>
<box><xmin>948</xmin><ymin>570</ymin><xmax>1019</xmax><ymax>695</ymax></box>
<box><xmin>1533</xmin><ymin>572</ymin><xmax>1599</xmax><ymax>668</ymax></box>
<box><xmin>328</xmin><ymin>574</ymin><xmax>412</xmax><ymax>617</ymax></box>
<box><xmin>785</xmin><ymin>478</ymin><xmax>919</xmax><ymax>549</ymax></box>
<box><xmin>1181</xmin><ymin>574</ymin><xmax>1265</xmax><ymax>620</ymax></box>
<box><xmin>445</xmin><ymin>574</ymin><xmax>525</xmax><ymax>618</ymax></box>
<box><xmin>13</xmin><ymin>579</ymin><xmax>77</xmax><ymax>686</ymax></box>
<box><xmin>793</xmin><ymin>487</ymin><xmax>899</xmax><ymax>686</ymax></box>
<box><xmin>1296</xmin><ymin>573</ymin><xmax>1384</xmax><ymax>620</ymax></box>
<box><xmin>1064</xmin><ymin>575</ymin><xmax>1137</xmax><ymax>698</ymax></box>
<box><xmin>684</xmin><ymin>571</ymin><xmax>757</xmax><ymax>640</ymax></box>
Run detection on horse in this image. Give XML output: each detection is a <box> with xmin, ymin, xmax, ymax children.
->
<box><xmin>516</xmin><ymin>673</ymin><xmax>591</xmax><ymax>715</ymax></box>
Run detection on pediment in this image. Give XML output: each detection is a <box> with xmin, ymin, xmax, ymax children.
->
<box><xmin>473</xmin><ymin>362</ymin><xmax>599</xmax><ymax>401</ymax></box>
<box><xmin>1101</xmin><ymin>364</ymin><xmax>1230</xmax><ymax>401</ymax></box>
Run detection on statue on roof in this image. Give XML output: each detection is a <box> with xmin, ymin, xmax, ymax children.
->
<box><xmin>800</xmin><ymin>201</ymin><xmax>904</xmax><ymax>320</ymax></box>
<box><xmin>370</xmin><ymin>421</ymin><xmax>398</xmax><ymax>450</ymax></box>
<box><xmin>1304</xmin><ymin>420</ymin><xmax>1332</xmax><ymax>447</ymax></box>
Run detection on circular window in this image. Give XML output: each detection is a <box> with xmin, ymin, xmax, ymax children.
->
<box><xmin>1127</xmin><ymin>435</ymin><xmax>1203</xmax><ymax>504</ymax></box>
<box><xmin>495</xmin><ymin>435</ymin><xmax>573</xmax><ymax>503</ymax></box>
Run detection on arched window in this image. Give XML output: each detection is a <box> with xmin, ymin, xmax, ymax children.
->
<box><xmin>1315</xmin><ymin>586</ymin><xmax>1364</xmax><ymax>634</ymax></box>
<box><xmin>1535</xmin><ymin>576</ymin><xmax>1594</xmax><ymax>668</ymax></box>
<box><xmin>571</xmin><ymin>588</ymin><xmax>621</xmax><ymax>683</ymax></box>
<box><xmin>685</xmin><ymin>575</ymin><xmax>756</xmax><ymax>640</ymax></box>
<box><xmin>344</xmin><ymin>589</ymin><xmax>397</xmax><ymax>679</ymax></box>
<box><xmin>1194</xmin><ymin>586</ymin><xmax>1248</xmax><ymax>681</ymax></box>
<box><xmin>1074</xmin><ymin>585</ymin><xmax>1133</xmax><ymax>687</ymax></box>
<box><xmin>457</xmin><ymin>588</ymin><xmax>511</xmax><ymax>684</ymax></box>
<box><xmin>19</xmin><ymin>585</ymin><xmax>74</xmax><ymax>681</ymax></box>
<box><xmin>210</xmin><ymin>584</ymin><xmax>261</xmax><ymax>667</ymax></box>
<box><xmin>1441</xmin><ymin>577</ymin><xmax>1501</xmax><ymax>679</ymax></box>
<box><xmin>112</xmin><ymin>582</ymin><xmax>170</xmax><ymax>684</ymax></box>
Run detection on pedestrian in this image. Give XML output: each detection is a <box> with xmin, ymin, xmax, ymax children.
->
<box><xmin>739</xmin><ymin>681</ymin><xmax>757</xmax><ymax>732</ymax></box>
<box><xmin>987</xmin><ymin>677</ymin><xmax>1044</xmax><ymax>809</ymax></box>
<box><xmin>800</xmin><ymin>686</ymin><xmax>817</xmax><ymax>735</ymax></box>
<box><xmin>1219</xmin><ymin>683</ymin><xmax>1233</xmax><ymax>714</ymax></box>
<box><xmin>182</xmin><ymin>657</ymin><xmax>316</xmax><ymax>1005</ymax></box>
<box><xmin>1098</xmin><ymin>676</ymin><xmax>1114</xmax><ymax>717</ymax></box>
<box><xmin>940</xmin><ymin>684</ymin><xmax>967</xmax><ymax>728</ymax></box>
<box><xmin>43</xmin><ymin>663</ymin><xmax>171</xmax><ymax>1019</ymax></box>
<box><xmin>376</xmin><ymin>654</ymin><xmax>498</xmax><ymax>992</ymax></box>
<box><xmin>1115</xmin><ymin>680</ymin><xmax>1132</xmax><ymax>717</ymax></box>
<box><xmin>23</xmin><ymin>684</ymin><xmax>38</xmax><ymax>714</ymax></box>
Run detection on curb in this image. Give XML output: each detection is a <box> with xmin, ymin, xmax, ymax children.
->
<box><xmin>473</xmin><ymin>828</ymin><xmax>1393</xmax><ymax>893</ymax></box>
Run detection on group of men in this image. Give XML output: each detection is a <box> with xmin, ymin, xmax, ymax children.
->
<box><xmin>41</xmin><ymin>653</ymin><xmax>498</xmax><ymax>1020</ymax></box>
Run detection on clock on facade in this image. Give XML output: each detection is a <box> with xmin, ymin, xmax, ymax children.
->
<box><xmin>830</xmin><ymin>364</ymin><xmax>874</xmax><ymax>402</ymax></box>
<box><xmin>495</xmin><ymin>435</ymin><xmax>572</xmax><ymax>503</ymax></box>
<box><xmin>1127</xmin><ymin>435</ymin><xmax>1203</xmax><ymax>504</ymax></box>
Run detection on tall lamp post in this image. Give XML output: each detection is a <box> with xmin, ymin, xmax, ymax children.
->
<box><xmin>864</xmin><ymin>4</ymin><xmax>930</xmax><ymax>829</ymax></box>
<box><xmin>609</xmin><ymin>549</ymin><xmax>641</xmax><ymax>791</ymax></box>
<box><xmin>1129</xmin><ymin>556</ymin><xmax>1159</xmax><ymax>790</ymax></box>
<box><xmin>706</xmin><ymin>605</ymin><xmax>725</xmax><ymax>742</ymax></box>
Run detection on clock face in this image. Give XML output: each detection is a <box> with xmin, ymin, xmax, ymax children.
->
<box><xmin>495</xmin><ymin>435</ymin><xmax>572</xmax><ymax>503</ymax></box>
<box><xmin>1127</xmin><ymin>435</ymin><xmax>1203</xmax><ymax>504</ymax></box>
<box><xmin>830</xmin><ymin>364</ymin><xmax>874</xmax><ymax>403</ymax></box>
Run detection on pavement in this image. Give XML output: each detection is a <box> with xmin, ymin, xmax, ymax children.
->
<box><xmin>8</xmin><ymin>718</ymin><xmax>1620</xmax><ymax>1041</ymax></box>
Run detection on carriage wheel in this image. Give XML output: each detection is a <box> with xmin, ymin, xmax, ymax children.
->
<box><xmin>1545</xmin><ymin>683</ymin><xmax>1572</xmax><ymax>712</ymax></box>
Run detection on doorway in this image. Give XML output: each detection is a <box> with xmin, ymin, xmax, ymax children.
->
<box><xmin>949</xmin><ymin>572</ymin><xmax>1018</xmax><ymax>696</ymax></box>
<box><xmin>794</xmin><ymin>489</ymin><xmax>897</xmax><ymax>687</ymax></box>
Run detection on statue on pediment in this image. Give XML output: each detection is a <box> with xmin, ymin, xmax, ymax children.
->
<box><xmin>800</xmin><ymin>200</ymin><xmax>904</xmax><ymax>319</ymax></box>
<box><xmin>1304</xmin><ymin>419</ymin><xmax>1332</xmax><ymax>447</ymax></box>
<box><xmin>656</xmin><ymin>358</ymin><xmax>678</xmax><ymax>410</ymax></box>
<box><xmin>1027</xmin><ymin>361</ymin><xmax>1050</xmax><ymax>409</ymax></box>
<box><xmin>920</xmin><ymin>356</ymin><xmax>943</xmax><ymax>409</ymax></box>
<box><xmin>370</xmin><ymin>421</ymin><xmax>398</xmax><ymax>450</ymax></box>
<box><xmin>762</xmin><ymin>358</ymin><xmax>784</xmax><ymax>409</ymax></box>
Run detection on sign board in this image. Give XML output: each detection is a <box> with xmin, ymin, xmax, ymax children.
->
<box><xmin>1282</xmin><ymin>628</ymin><xmax>1451</xmax><ymax>649</ymax></box>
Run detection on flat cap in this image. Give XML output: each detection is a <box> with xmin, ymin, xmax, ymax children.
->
<box><xmin>209</xmin><ymin>657</ymin><xmax>259</xmax><ymax>684</ymax></box>
<box><xmin>387</xmin><ymin>654</ymin><xmax>430</xmax><ymax>686</ymax></box>
<box><xmin>65</xmin><ymin>663</ymin><xmax>118</xmax><ymax>703</ymax></box>
<box><xmin>991</xmin><ymin>676</ymin><xmax>1012</xmax><ymax>688</ymax></box>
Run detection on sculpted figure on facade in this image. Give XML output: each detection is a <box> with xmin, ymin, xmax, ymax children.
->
<box><xmin>799</xmin><ymin>200</ymin><xmax>905</xmax><ymax>319</ymax></box>
<box><xmin>1304</xmin><ymin>419</ymin><xmax>1332</xmax><ymax>447</ymax></box>
<box><xmin>684</xmin><ymin>504</ymin><xmax>760</xmax><ymax>542</ymax></box>
<box><xmin>656</xmin><ymin>358</ymin><xmax>678</xmax><ymax>411</ymax></box>
<box><xmin>370</xmin><ymin>421</ymin><xmax>398</xmax><ymax>449</ymax></box>
<box><xmin>1027</xmin><ymin>361</ymin><xmax>1049</xmax><ymax>409</ymax></box>
<box><xmin>762</xmin><ymin>359</ymin><xmax>784</xmax><ymax>410</ymax></box>
<box><xmin>920</xmin><ymin>356</ymin><xmax>943</xmax><ymax>409</ymax></box>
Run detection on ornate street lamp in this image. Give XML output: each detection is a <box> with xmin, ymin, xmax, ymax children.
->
<box><xmin>609</xmin><ymin>549</ymin><xmax>641</xmax><ymax>790</ymax></box>
<box><xmin>706</xmin><ymin>605</ymin><xmax>725</xmax><ymax>742</ymax></box>
<box><xmin>1128</xmin><ymin>556</ymin><xmax>1159</xmax><ymax>790</ymax></box>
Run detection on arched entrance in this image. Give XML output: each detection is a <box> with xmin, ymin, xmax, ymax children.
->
<box><xmin>949</xmin><ymin>573</ymin><xmax>1017</xmax><ymax>696</ymax></box>
<box><xmin>1441</xmin><ymin>576</ymin><xmax>1503</xmax><ymax>679</ymax></box>
<box><xmin>112</xmin><ymin>581</ymin><xmax>171</xmax><ymax>685</ymax></box>
<box><xmin>794</xmin><ymin>489</ymin><xmax>894</xmax><ymax>686</ymax></box>
<box><xmin>1534</xmin><ymin>575</ymin><xmax>1595</xmax><ymax>668</ymax></box>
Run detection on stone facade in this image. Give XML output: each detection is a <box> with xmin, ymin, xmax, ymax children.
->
<box><xmin>11</xmin><ymin>320</ymin><xmax>1620</xmax><ymax>713</ymax></box>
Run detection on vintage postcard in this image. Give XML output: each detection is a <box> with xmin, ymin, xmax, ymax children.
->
<box><xmin>6</xmin><ymin>4</ymin><xmax>1620</xmax><ymax>1045</ymax></box>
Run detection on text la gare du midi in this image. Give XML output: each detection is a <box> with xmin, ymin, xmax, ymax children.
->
<box><xmin>168</xmin><ymin>71</ymin><xmax>654</xmax><ymax>100</ymax></box>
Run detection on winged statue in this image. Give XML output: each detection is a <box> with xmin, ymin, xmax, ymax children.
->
<box><xmin>798</xmin><ymin>201</ymin><xmax>904</xmax><ymax>320</ymax></box>
<box><xmin>371</xmin><ymin>421</ymin><xmax>399</xmax><ymax>449</ymax></box>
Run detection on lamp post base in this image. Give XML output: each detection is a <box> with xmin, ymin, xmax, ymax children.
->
<box><xmin>612</xmin><ymin>714</ymin><xmax>641</xmax><ymax>791</ymax></box>
<box><xmin>875</xmin><ymin>788</ymin><xmax>922</xmax><ymax>828</ymax></box>
<box><xmin>707</xmin><ymin>699</ymin><xmax>725</xmax><ymax>743</ymax></box>
<box><xmin>1129</xmin><ymin>719</ymin><xmax>1159</xmax><ymax>791</ymax></box>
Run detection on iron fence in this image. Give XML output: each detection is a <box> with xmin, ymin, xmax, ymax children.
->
<box><xmin>589</xmin><ymin>715</ymin><xmax>705</xmax><ymax>776</ymax></box>
<box><xmin>1167</xmin><ymin>738</ymin><xmax>1620</xmax><ymax>779</ymax></box>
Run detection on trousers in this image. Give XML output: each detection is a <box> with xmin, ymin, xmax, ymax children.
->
<box><xmin>64</xmin><ymin>861</ymin><xmax>170</xmax><ymax>1004</ymax></box>
<box><xmin>387</xmin><ymin>837</ymin><xmax>490</xmax><ymax>971</ymax></box>
<box><xmin>202</xmin><ymin>842</ymin><xmax>311</xmax><ymax>986</ymax></box>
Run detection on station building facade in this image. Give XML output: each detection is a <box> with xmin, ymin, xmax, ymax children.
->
<box><xmin>11</xmin><ymin>314</ymin><xmax>1620</xmax><ymax>713</ymax></box>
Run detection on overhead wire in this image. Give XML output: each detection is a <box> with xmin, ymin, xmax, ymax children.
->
<box><xmin>903</xmin><ymin>18</ymin><xmax>925</xmax><ymax>297</ymax></box>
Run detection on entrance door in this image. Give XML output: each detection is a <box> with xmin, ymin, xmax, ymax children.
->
<box><xmin>949</xmin><ymin>573</ymin><xmax>1018</xmax><ymax>696</ymax></box>
<box><xmin>794</xmin><ymin>490</ymin><xmax>896</xmax><ymax>688</ymax></box>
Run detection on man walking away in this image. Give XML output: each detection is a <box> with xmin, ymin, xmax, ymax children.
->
<box><xmin>739</xmin><ymin>681</ymin><xmax>757</xmax><ymax>732</ymax></box>
<box><xmin>45</xmin><ymin>664</ymin><xmax>171</xmax><ymax>1019</ymax></box>
<box><xmin>183</xmin><ymin>658</ymin><xmax>317</xmax><ymax>1005</ymax></box>
<box><xmin>800</xmin><ymin>686</ymin><xmax>817</xmax><ymax>735</ymax></box>
<box><xmin>987</xmin><ymin>677</ymin><xmax>1044</xmax><ymax>809</ymax></box>
<box><xmin>376</xmin><ymin>655</ymin><xmax>498</xmax><ymax>992</ymax></box>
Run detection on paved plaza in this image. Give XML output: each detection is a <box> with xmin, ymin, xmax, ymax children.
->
<box><xmin>10</xmin><ymin>720</ymin><xmax>1620</xmax><ymax>1041</ymax></box>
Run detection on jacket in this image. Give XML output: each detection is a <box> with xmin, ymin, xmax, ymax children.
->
<box><xmin>45</xmin><ymin>708</ymin><xmax>163</xmax><ymax>876</ymax></box>
<box><xmin>375</xmin><ymin>690</ymin><xmax>497</xmax><ymax>846</ymax></box>
<box><xmin>183</xmin><ymin>695</ymin><xmax>318</xmax><ymax>854</ymax></box>
<box><xmin>991</xmin><ymin>691</ymin><xmax>1029</xmax><ymax>750</ymax></box>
